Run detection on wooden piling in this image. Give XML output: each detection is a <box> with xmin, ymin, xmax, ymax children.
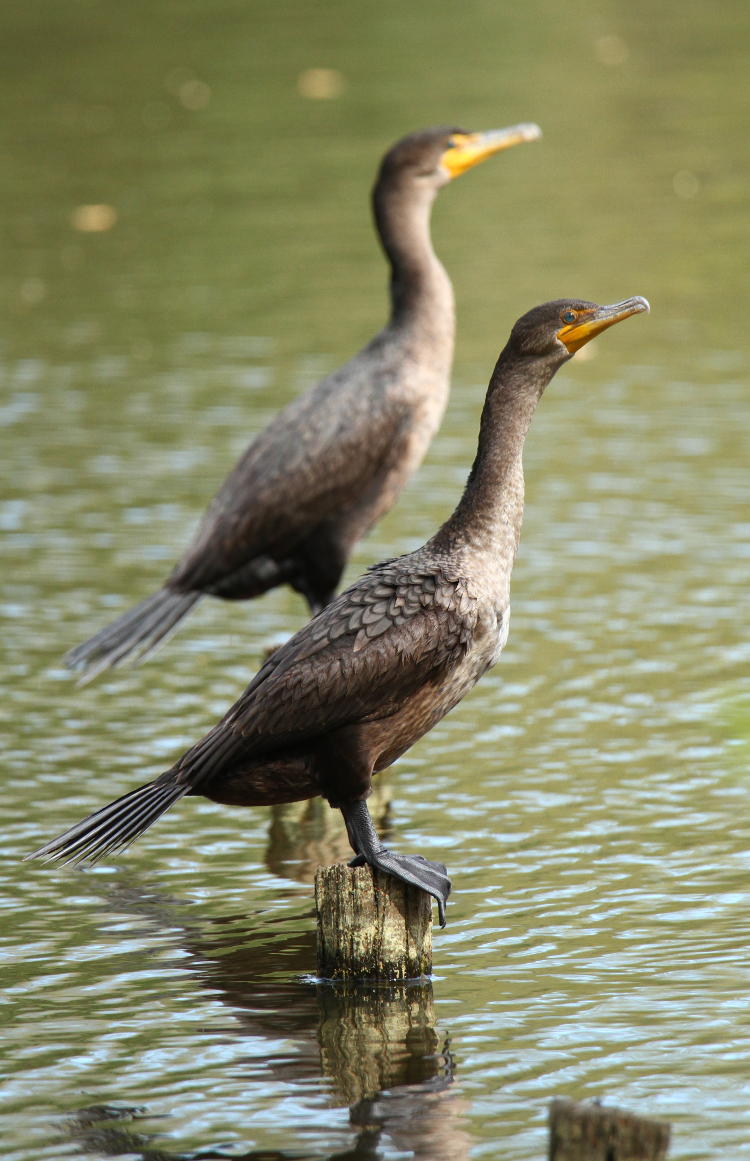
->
<box><xmin>548</xmin><ymin>1098</ymin><xmax>671</xmax><ymax>1161</ymax></box>
<box><xmin>315</xmin><ymin>862</ymin><xmax>433</xmax><ymax>980</ymax></box>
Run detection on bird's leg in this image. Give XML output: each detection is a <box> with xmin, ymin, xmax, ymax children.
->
<box><xmin>340</xmin><ymin>798</ymin><xmax>451</xmax><ymax>927</ymax></box>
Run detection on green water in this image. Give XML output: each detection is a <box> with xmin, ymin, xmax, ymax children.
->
<box><xmin>2</xmin><ymin>1</ymin><xmax>749</xmax><ymax>1158</ymax></box>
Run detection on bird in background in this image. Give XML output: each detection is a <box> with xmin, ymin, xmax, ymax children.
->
<box><xmin>33</xmin><ymin>295</ymin><xmax>649</xmax><ymax>926</ymax></box>
<box><xmin>65</xmin><ymin>121</ymin><xmax>542</xmax><ymax>683</ymax></box>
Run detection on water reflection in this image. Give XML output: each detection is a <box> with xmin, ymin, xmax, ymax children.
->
<box><xmin>265</xmin><ymin>783</ymin><xmax>392</xmax><ymax>883</ymax></box>
<box><xmin>61</xmin><ymin>1101</ymin><xmax>316</xmax><ymax>1159</ymax></box>
<box><xmin>55</xmin><ymin>801</ymin><xmax>468</xmax><ymax>1161</ymax></box>
<box><xmin>180</xmin><ymin>914</ymin><xmax>466</xmax><ymax>1159</ymax></box>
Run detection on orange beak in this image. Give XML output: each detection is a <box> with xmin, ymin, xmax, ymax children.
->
<box><xmin>440</xmin><ymin>123</ymin><xmax>542</xmax><ymax>179</ymax></box>
<box><xmin>557</xmin><ymin>296</ymin><xmax>650</xmax><ymax>354</ymax></box>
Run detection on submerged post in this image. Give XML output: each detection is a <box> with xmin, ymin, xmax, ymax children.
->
<box><xmin>548</xmin><ymin>1098</ymin><xmax>671</xmax><ymax>1161</ymax></box>
<box><xmin>315</xmin><ymin>862</ymin><xmax>433</xmax><ymax>980</ymax></box>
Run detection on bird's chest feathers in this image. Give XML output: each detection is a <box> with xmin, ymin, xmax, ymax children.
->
<box><xmin>467</xmin><ymin>600</ymin><xmax>510</xmax><ymax>677</ymax></box>
<box><xmin>489</xmin><ymin>603</ymin><xmax>511</xmax><ymax>667</ymax></box>
<box><xmin>424</xmin><ymin>596</ymin><xmax>509</xmax><ymax>712</ymax></box>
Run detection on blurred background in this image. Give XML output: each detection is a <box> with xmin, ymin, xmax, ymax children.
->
<box><xmin>2</xmin><ymin>1</ymin><xmax>749</xmax><ymax>1158</ymax></box>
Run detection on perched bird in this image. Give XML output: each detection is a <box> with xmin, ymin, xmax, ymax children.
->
<box><xmin>33</xmin><ymin>296</ymin><xmax>649</xmax><ymax>924</ymax></box>
<box><xmin>65</xmin><ymin>122</ymin><xmax>541</xmax><ymax>682</ymax></box>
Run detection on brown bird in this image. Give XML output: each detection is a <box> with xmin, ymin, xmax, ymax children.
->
<box><xmin>64</xmin><ymin>122</ymin><xmax>541</xmax><ymax>682</ymax></box>
<box><xmin>33</xmin><ymin>296</ymin><xmax>649</xmax><ymax>924</ymax></box>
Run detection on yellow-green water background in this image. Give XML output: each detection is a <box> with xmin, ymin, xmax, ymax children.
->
<box><xmin>2</xmin><ymin>1</ymin><xmax>749</xmax><ymax>1158</ymax></box>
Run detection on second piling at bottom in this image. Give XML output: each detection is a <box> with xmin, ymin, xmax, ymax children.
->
<box><xmin>315</xmin><ymin>862</ymin><xmax>433</xmax><ymax>980</ymax></box>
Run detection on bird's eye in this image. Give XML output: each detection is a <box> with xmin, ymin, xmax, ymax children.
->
<box><xmin>561</xmin><ymin>310</ymin><xmax>576</xmax><ymax>324</ymax></box>
<box><xmin>444</xmin><ymin>139</ymin><xmax>457</xmax><ymax>149</ymax></box>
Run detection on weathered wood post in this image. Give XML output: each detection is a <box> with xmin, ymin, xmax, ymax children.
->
<box><xmin>315</xmin><ymin>862</ymin><xmax>433</xmax><ymax>980</ymax></box>
<box><xmin>548</xmin><ymin>1098</ymin><xmax>671</xmax><ymax>1161</ymax></box>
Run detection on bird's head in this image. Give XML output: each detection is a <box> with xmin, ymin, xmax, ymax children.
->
<box><xmin>508</xmin><ymin>297</ymin><xmax>650</xmax><ymax>364</ymax></box>
<box><xmin>378</xmin><ymin>123</ymin><xmax>542</xmax><ymax>192</ymax></box>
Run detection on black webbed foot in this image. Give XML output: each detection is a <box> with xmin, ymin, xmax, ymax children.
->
<box><xmin>342</xmin><ymin>799</ymin><xmax>451</xmax><ymax>926</ymax></box>
<box><xmin>361</xmin><ymin>848</ymin><xmax>451</xmax><ymax>927</ymax></box>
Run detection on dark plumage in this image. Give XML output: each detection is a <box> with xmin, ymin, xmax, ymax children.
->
<box><xmin>65</xmin><ymin>122</ymin><xmax>541</xmax><ymax>682</ymax></box>
<box><xmin>33</xmin><ymin>296</ymin><xmax>649</xmax><ymax>924</ymax></box>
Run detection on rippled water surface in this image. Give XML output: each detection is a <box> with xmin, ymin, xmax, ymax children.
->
<box><xmin>2</xmin><ymin>2</ymin><xmax>749</xmax><ymax>1158</ymax></box>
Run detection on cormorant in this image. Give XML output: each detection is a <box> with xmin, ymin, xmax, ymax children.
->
<box><xmin>33</xmin><ymin>296</ymin><xmax>649</xmax><ymax>924</ymax></box>
<box><xmin>65</xmin><ymin>123</ymin><xmax>541</xmax><ymax>682</ymax></box>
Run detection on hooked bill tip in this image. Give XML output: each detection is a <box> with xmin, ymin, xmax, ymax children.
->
<box><xmin>516</xmin><ymin>122</ymin><xmax>542</xmax><ymax>142</ymax></box>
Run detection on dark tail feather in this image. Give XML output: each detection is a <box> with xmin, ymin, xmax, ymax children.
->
<box><xmin>26</xmin><ymin>774</ymin><xmax>188</xmax><ymax>866</ymax></box>
<box><xmin>64</xmin><ymin>588</ymin><xmax>202</xmax><ymax>683</ymax></box>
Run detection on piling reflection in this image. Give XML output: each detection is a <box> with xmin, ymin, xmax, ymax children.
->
<box><xmin>265</xmin><ymin>780</ymin><xmax>391</xmax><ymax>882</ymax></box>
<box><xmin>318</xmin><ymin>986</ymin><xmax>470</xmax><ymax>1161</ymax></box>
<box><xmin>318</xmin><ymin>981</ymin><xmax>441</xmax><ymax>1104</ymax></box>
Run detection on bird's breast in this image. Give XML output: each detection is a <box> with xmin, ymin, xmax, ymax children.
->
<box><xmin>365</xmin><ymin>600</ymin><xmax>508</xmax><ymax>774</ymax></box>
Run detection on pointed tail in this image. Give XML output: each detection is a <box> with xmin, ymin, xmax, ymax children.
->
<box><xmin>27</xmin><ymin>773</ymin><xmax>188</xmax><ymax>866</ymax></box>
<box><xmin>64</xmin><ymin>588</ymin><xmax>202</xmax><ymax>683</ymax></box>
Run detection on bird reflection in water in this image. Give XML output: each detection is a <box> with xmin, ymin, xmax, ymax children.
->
<box><xmin>56</xmin><ymin>853</ymin><xmax>471</xmax><ymax>1161</ymax></box>
<box><xmin>59</xmin><ymin>1100</ymin><xmax>317</xmax><ymax>1159</ymax></box>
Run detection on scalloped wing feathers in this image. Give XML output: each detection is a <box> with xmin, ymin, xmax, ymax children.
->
<box><xmin>172</xmin><ymin>346</ymin><xmax>412</xmax><ymax>592</ymax></box>
<box><xmin>174</xmin><ymin>561</ymin><xmax>478</xmax><ymax>787</ymax></box>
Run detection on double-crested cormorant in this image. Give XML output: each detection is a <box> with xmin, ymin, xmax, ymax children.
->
<box><xmin>33</xmin><ymin>296</ymin><xmax>649</xmax><ymax>924</ymax></box>
<box><xmin>65</xmin><ymin>123</ymin><xmax>541</xmax><ymax>682</ymax></box>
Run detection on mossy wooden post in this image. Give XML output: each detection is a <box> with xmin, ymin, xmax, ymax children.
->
<box><xmin>548</xmin><ymin>1098</ymin><xmax>671</xmax><ymax>1161</ymax></box>
<box><xmin>315</xmin><ymin>862</ymin><xmax>433</xmax><ymax>980</ymax></box>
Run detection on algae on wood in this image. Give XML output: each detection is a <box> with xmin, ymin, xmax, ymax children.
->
<box><xmin>315</xmin><ymin>862</ymin><xmax>433</xmax><ymax>980</ymax></box>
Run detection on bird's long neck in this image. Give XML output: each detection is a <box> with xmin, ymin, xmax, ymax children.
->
<box><xmin>433</xmin><ymin>348</ymin><xmax>557</xmax><ymax>566</ymax></box>
<box><xmin>373</xmin><ymin>176</ymin><xmax>454</xmax><ymax>345</ymax></box>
